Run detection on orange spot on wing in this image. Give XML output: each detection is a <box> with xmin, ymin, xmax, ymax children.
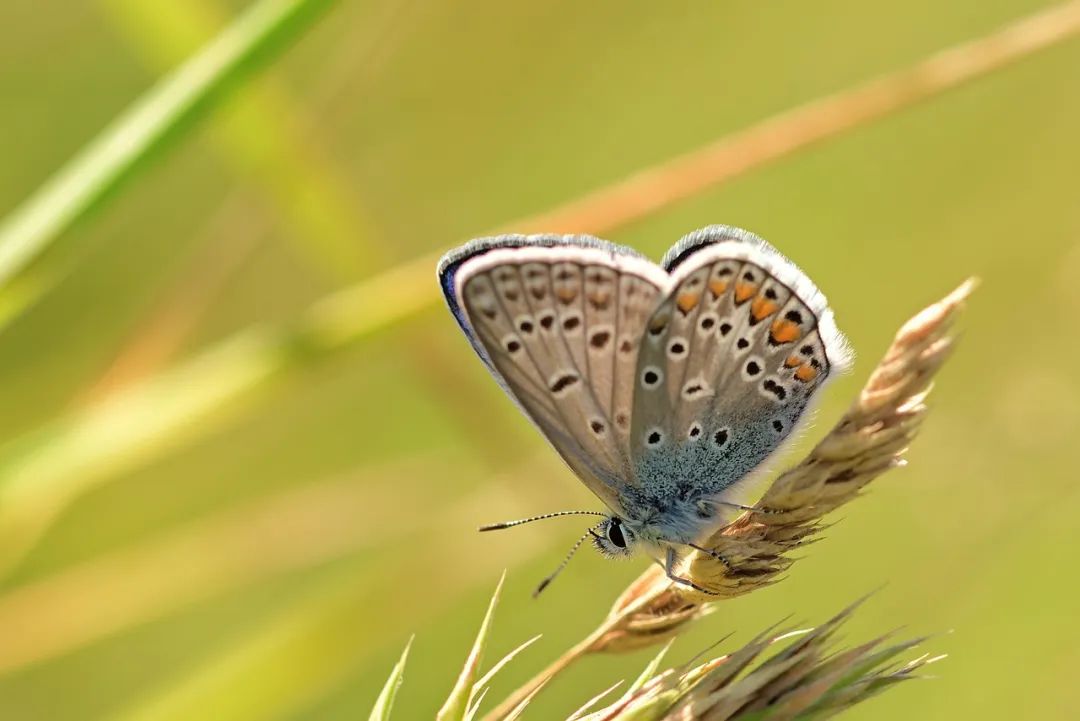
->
<box><xmin>784</xmin><ymin>354</ymin><xmax>802</xmax><ymax>368</ymax></box>
<box><xmin>795</xmin><ymin>365</ymin><xmax>819</xmax><ymax>382</ymax></box>
<box><xmin>555</xmin><ymin>287</ymin><xmax>578</xmax><ymax>304</ymax></box>
<box><xmin>589</xmin><ymin>291</ymin><xmax>611</xmax><ymax>307</ymax></box>
<box><xmin>677</xmin><ymin>292</ymin><xmax>701</xmax><ymax>313</ymax></box>
<box><xmin>771</xmin><ymin>319</ymin><xmax>802</xmax><ymax>345</ymax></box>
<box><xmin>734</xmin><ymin>282</ymin><xmax>757</xmax><ymax>303</ymax></box>
<box><xmin>751</xmin><ymin>298</ymin><xmax>778</xmax><ymax>321</ymax></box>
<box><xmin>708</xmin><ymin>279</ymin><xmax>729</xmax><ymax>298</ymax></box>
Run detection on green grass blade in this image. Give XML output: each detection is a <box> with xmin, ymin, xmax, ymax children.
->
<box><xmin>566</xmin><ymin>680</ymin><xmax>624</xmax><ymax>721</ymax></box>
<box><xmin>465</xmin><ymin>634</ymin><xmax>542</xmax><ymax>720</ymax></box>
<box><xmin>368</xmin><ymin>637</ymin><xmax>413</xmax><ymax>721</ymax></box>
<box><xmin>101</xmin><ymin>0</ymin><xmax>378</xmax><ymax>279</ymax></box>
<box><xmin>625</xmin><ymin>640</ymin><xmax>674</xmax><ymax>698</ymax></box>
<box><xmin>0</xmin><ymin>0</ymin><xmax>336</xmax><ymax>314</ymax></box>
<box><xmin>436</xmin><ymin>572</ymin><xmax>505</xmax><ymax>721</ymax></box>
<box><xmin>469</xmin><ymin>634</ymin><xmax>542</xmax><ymax>707</ymax></box>
<box><xmin>500</xmin><ymin>680</ymin><xmax>548</xmax><ymax>721</ymax></box>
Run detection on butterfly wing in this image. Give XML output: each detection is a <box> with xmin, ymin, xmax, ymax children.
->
<box><xmin>631</xmin><ymin>226</ymin><xmax>852</xmax><ymax>508</ymax></box>
<box><xmin>438</xmin><ymin>235</ymin><xmax>670</xmax><ymax>515</ymax></box>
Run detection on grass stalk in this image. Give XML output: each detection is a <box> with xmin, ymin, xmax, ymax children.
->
<box><xmin>0</xmin><ymin>0</ymin><xmax>337</xmax><ymax>325</ymax></box>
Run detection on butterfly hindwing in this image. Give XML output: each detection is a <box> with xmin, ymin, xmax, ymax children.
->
<box><xmin>438</xmin><ymin>235</ymin><xmax>669</xmax><ymax>514</ymax></box>
<box><xmin>632</xmin><ymin>226</ymin><xmax>852</xmax><ymax>505</ymax></box>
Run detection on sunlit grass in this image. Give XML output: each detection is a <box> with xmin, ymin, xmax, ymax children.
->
<box><xmin>0</xmin><ymin>0</ymin><xmax>337</xmax><ymax>328</ymax></box>
<box><xmin>102</xmin><ymin>0</ymin><xmax>379</xmax><ymax>279</ymax></box>
<box><xmin>374</xmin><ymin>579</ymin><xmax>941</xmax><ymax>721</ymax></box>
<box><xmin>0</xmin><ymin>2</ymin><xmax>1077</xmax><ymax>720</ymax></box>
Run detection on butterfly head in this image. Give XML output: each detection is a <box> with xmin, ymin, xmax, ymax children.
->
<box><xmin>479</xmin><ymin>510</ymin><xmax>646</xmax><ymax>595</ymax></box>
<box><xmin>589</xmin><ymin>515</ymin><xmax>637</xmax><ymax>558</ymax></box>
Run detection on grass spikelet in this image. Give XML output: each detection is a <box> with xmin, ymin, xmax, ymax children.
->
<box><xmin>435</xmin><ymin>572</ymin><xmax>543</xmax><ymax>721</ymax></box>
<box><xmin>437</xmin><ymin>572</ymin><xmax>506</xmax><ymax>721</ymax></box>
<box><xmin>367</xmin><ymin>636</ymin><xmax>412</xmax><ymax>721</ymax></box>
<box><xmin>581</xmin><ymin>602</ymin><xmax>937</xmax><ymax>721</ymax></box>
<box><xmin>677</xmin><ymin>279</ymin><xmax>977</xmax><ymax>600</ymax></box>
<box><xmin>373</xmin><ymin>583</ymin><xmax>937</xmax><ymax>721</ymax></box>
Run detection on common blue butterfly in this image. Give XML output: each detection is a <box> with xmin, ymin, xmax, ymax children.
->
<box><xmin>437</xmin><ymin>226</ymin><xmax>851</xmax><ymax>595</ymax></box>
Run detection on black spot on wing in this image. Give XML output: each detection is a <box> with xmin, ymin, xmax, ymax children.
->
<box><xmin>549</xmin><ymin>373</ymin><xmax>580</xmax><ymax>394</ymax></box>
<box><xmin>590</xmin><ymin>330</ymin><xmax>612</xmax><ymax>349</ymax></box>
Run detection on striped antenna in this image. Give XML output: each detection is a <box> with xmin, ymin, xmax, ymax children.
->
<box><xmin>478</xmin><ymin>510</ymin><xmax>609</xmax><ymax>532</ymax></box>
<box><xmin>533</xmin><ymin>522</ymin><xmax>605</xmax><ymax>598</ymax></box>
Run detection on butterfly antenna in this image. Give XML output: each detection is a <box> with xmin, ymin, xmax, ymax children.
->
<box><xmin>533</xmin><ymin>523</ymin><xmax>603</xmax><ymax>598</ymax></box>
<box><xmin>478</xmin><ymin>510</ymin><xmax>608</xmax><ymax>532</ymax></box>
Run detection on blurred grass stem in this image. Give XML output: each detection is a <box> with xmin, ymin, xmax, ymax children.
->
<box><xmin>101</xmin><ymin>0</ymin><xmax>379</xmax><ymax>279</ymax></box>
<box><xmin>0</xmin><ymin>0</ymin><xmax>336</xmax><ymax>326</ymax></box>
<box><xmin>85</xmin><ymin>0</ymin><xmax>416</xmax><ymax>396</ymax></box>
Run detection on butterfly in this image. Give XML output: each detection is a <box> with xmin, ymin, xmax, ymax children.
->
<box><xmin>437</xmin><ymin>226</ymin><xmax>851</xmax><ymax>595</ymax></box>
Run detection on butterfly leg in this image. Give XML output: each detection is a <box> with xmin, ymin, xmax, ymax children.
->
<box><xmin>664</xmin><ymin>547</ymin><xmax>719</xmax><ymax>596</ymax></box>
<box><xmin>700</xmin><ymin>499</ymin><xmax>783</xmax><ymax>516</ymax></box>
<box><xmin>683</xmin><ymin>541</ymin><xmax>733</xmax><ymax>570</ymax></box>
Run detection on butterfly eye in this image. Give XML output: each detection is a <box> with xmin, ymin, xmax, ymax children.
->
<box><xmin>607</xmin><ymin>518</ymin><xmax>626</xmax><ymax>548</ymax></box>
<box><xmin>592</xmin><ymin>517</ymin><xmax>635</xmax><ymax>557</ymax></box>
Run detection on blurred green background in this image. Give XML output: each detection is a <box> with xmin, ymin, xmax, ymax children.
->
<box><xmin>0</xmin><ymin>0</ymin><xmax>1078</xmax><ymax>719</ymax></box>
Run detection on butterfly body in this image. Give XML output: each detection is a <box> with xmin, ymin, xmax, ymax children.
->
<box><xmin>609</xmin><ymin>489</ymin><xmax>717</xmax><ymax>557</ymax></box>
<box><xmin>438</xmin><ymin>226</ymin><xmax>851</xmax><ymax>591</ymax></box>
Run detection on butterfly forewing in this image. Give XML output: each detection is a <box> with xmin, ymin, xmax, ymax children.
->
<box><xmin>440</xmin><ymin>237</ymin><xmax>670</xmax><ymax>515</ymax></box>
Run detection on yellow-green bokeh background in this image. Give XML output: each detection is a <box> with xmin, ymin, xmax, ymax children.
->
<box><xmin>1</xmin><ymin>1</ymin><xmax>1078</xmax><ymax>719</ymax></box>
